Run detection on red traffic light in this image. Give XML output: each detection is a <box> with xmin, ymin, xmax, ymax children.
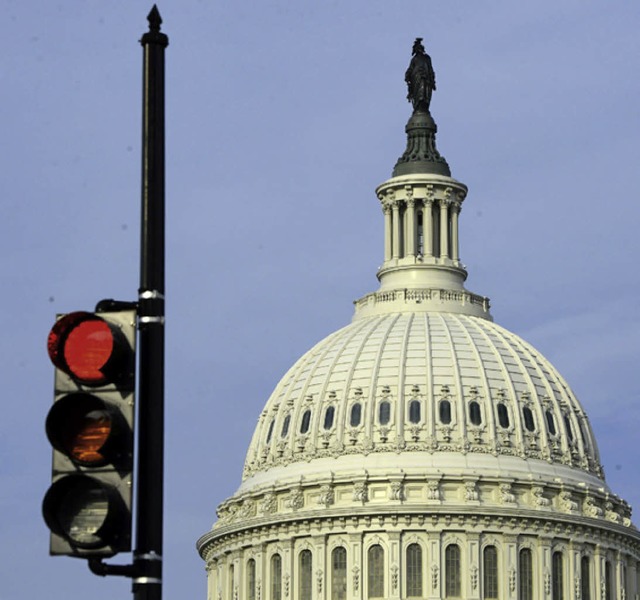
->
<box><xmin>47</xmin><ymin>312</ymin><xmax>131</xmax><ymax>386</ymax></box>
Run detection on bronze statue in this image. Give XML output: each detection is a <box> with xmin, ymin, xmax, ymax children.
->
<box><xmin>405</xmin><ymin>38</ymin><xmax>436</xmax><ymax>113</ymax></box>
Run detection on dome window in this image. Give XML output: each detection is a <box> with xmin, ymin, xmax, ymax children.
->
<box><xmin>439</xmin><ymin>400</ymin><xmax>452</xmax><ymax>425</ymax></box>
<box><xmin>552</xmin><ymin>551</ymin><xmax>564</xmax><ymax>600</ymax></box>
<box><xmin>281</xmin><ymin>415</ymin><xmax>291</xmax><ymax>438</ymax></box>
<box><xmin>300</xmin><ymin>410</ymin><xmax>311</xmax><ymax>434</ymax></box>
<box><xmin>406</xmin><ymin>543</ymin><xmax>423</xmax><ymax>597</ymax></box>
<box><xmin>522</xmin><ymin>407</ymin><xmax>535</xmax><ymax>432</ymax></box>
<box><xmin>350</xmin><ymin>403</ymin><xmax>362</xmax><ymax>427</ymax></box>
<box><xmin>546</xmin><ymin>411</ymin><xmax>557</xmax><ymax>436</ymax></box>
<box><xmin>271</xmin><ymin>554</ymin><xmax>282</xmax><ymax>600</ymax></box>
<box><xmin>299</xmin><ymin>550</ymin><xmax>312</xmax><ymax>600</ymax></box>
<box><xmin>368</xmin><ymin>545</ymin><xmax>385</xmax><ymax>598</ymax></box>
<box><xmin>409</xmin><ymin>400</ymin><xmax>421</xmax><ymax>424</ymax></box>
<box><xmin>497</xmin><ymin>403</ymin><xmax>510</xmax><ymax>428</ymax></box>
<box><xmin>247</xmin><ymin>559</ymin><xmax>256</xmax><ymax>600</ymax></box>
<box><xmin>469</xmin><ymin>401</ymin><xmax>482</xmax><ymax>425</ymax></box>
<box><xmin>564</xmin><ymin>415</ymin><xmax>574</xmax><ymax>442</ymax></box>
<box><xmin>519</xmin><ymin>549</ymin><xmax>533</xmax><ymax>600</ymax></box>
<box><xmin>266</xmin><ymin>419</ymin><xmax>275</xmax><ymax>444</ymax></box>
<box><xmin>445</xmin><ymin>544</ymin><xmax>461</xmax><ymax>598</ymax></box>
<box><xmin>324</xmin><ymin>406</ymin><xmax>335</xmax><ymax>430</ymax></box>
<box><xmin>580</xmin><ymin>556</ymin><xmax>591</xmax><ymax>600</ymax></box>
<box><xmin>578</xmin><ymin>420</ymin><xmax>590</xmax><ymax>451</ymax></box>
<box><xmin>379</xmin><ymin>401</ymin><xmax>391</xmax><ymax>425</ymax></box>
<box><xmin>331</xmin><ymin>547</ymin><xmax>347</xmax><ymax>600</ymax></box>
<box><xmin>483</xmin><ymin>545</ymin><xmax>498</xmax><ymax>599</ymax></box>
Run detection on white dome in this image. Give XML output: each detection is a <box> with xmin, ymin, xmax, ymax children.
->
<box><xmin>198</xmin><ymin>46</ymin><xmax>640</xmax><ymax>600</ymax></box>
<box><xmin>241</xmin><ymin>311</ymin><xmax>602</xmax><ymax>492</ymax></box>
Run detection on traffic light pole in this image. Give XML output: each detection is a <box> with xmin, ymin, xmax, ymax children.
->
<box><xmin>134</xmin><ymin>6</ymin><xmax>168</xmax><ymax>600</ymax></box>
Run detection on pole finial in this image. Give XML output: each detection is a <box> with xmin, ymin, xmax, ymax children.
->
<box><xmin>147</xmin><ymin>5</ymin><xmax>162</xmax><ymax>32</ymax></box>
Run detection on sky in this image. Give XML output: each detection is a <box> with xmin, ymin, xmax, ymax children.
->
<box><xmin>1</xmin><ymin>1</ymin><xmax>639</xmax><ymax>599</ymax></box>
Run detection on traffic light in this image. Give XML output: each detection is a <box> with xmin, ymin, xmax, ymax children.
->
<box><xmin>43</xmin><ymin>309</ymin><xmax>136</xmax><ymax>558</ymax></box>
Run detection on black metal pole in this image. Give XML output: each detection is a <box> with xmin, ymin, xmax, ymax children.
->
<box><xmin>135</xmin><ymin>6</ymin><xmax>168</xmax><ymax>600</ymax></box>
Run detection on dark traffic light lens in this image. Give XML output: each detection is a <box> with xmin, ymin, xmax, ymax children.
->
<box><xmin>46</xmin><ymin>394</ymin><xmax>123</xmax><ymax>467</ymax></box>
<box><xmin>59</xmin><ymin>482</ymin><xmax>109</xmax><ymax>547</ymax></box>
<box><xmin>42</xmin><ymin>475</ymin><xmax>128</xmax><ymax>550</ymax></box>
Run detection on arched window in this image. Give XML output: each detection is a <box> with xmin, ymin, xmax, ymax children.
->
<box><xmin>379</xmin><ymin>401</ymin><xmax>391</xmax><ymax>425</ymax></box>
<box><xmin>331</xmin><ymin>547</ymin><xmax>347</xmax><ymax>600</ymax></box>
<box><xmin>497</xmin><ymin>403</ymin><xmax>510</xmax><ymax>428</ymax></box>
<box><xmin>417</xmin><ymin>210</ymin><xmax>424</xmax><ymax>255</ymax></box>
<box><xmin>440</xmin><ymin>400</ymin><xmax>452</xmax><ymax>425</ymax></box>
<box><xmin>469</xmin><ymin>401</ymin><xmax>482</xmax><ymax>425</ymax></box>
<box><xmin>324</xmin><ymin>406</ymin><xmax>335</xmax><ymax>430</ymax></box>
<box><xmin>266</xmin><ymin>419</ymin><xmax>275</xmax><ymax>444</ymax></box>
<box><xmin>406</xmin><ymin>543</ymin><xmax>423</xmax><ymax>597</ymax></box>
<box><xmin>271</xmin><ymin>554</ymin><xmax>282</xmax><ymax>600</ymax></box>
<box><xmin>281</xmin><ymin>415</ymin><xmax>290</xmax><ymax>438</ymax></box>
<box><xmin>300</xmin><ymin>410</ymin><xmax>311</xmax><ymax>434</ymax></box>
<box><xmin>368</xmin><ymin>545</ymin><xmax>384</xmax><ymax>598</ymax></box>
<box><xmin>522</xmin><ymin>407</ymin><xmax>535</xmax><ymax>432</ymax></box>
<box><xmin>519</xmin><ymin>548</ymin><xmax>533</xmax><ymax>600</ymax></box>
<box><xmin>350</xmin><ymin>403</ymin><xmax>362</xmax><ymax>427</ymax></box>
<box><xmin>483</xmin><ymin>546</ymin><xmax>498</xmax><ymax>599</ymax></box>
<box><xmin>546</xmin><ymin>411</ymin><xmax>557</xmax><ymax>436</ymax></box>
<box><xmin>299</xmin><ymin>550</ymin><xmax>312</xmax><ymax>600</ymax></box>
<box><xmin>580</xmin><ymin>556</ymin><xmax>591</xmax><ymax>600</ymax></box>
<box><xmin>247</xmin><ymin>559</ymin><xmax>256</xmax><ymax>600</ymax></box>
<box><xmin>229</xmin><ymin>563</ymin><xmax>235</xmax><ymax>600</ymax></box>
<box><xmin>445</xmin><ymin>544</ymin><xmax>461</xmax><ymax>597</ymax></box>
<box><xmin>552</xmin><ymin>551</ymin><xmax>563</xmax><ymax>600</ymax></box>
<box><xmin>409</xmin><ymin>400</ymin><xmax>421</xmax><ymax>424</ymax></box>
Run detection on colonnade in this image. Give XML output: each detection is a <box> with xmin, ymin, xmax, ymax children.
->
<box><xmin>382</xmin><ymin>196</ymin><xmax>461</xmax><ymax>263</ymax></box>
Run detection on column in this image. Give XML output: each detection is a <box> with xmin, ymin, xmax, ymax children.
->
<box><xmin>383</xmin><ymin>204</ymin><xmax>392</xmax><ymax>262</ymax></box>
<box><xmin>406</xmin><ymin>198</ymin><xmax>416</xmax><ymax>258</ymax></box>
<box><xmin>392</xmin><ymin>202</ymin><xmax>401</xmax><ymax>259</ymax></box>
<box><xmin>439</xmin><ymin>199</ymin><xmax>449</xmax><ymax>259</ymax></box>
<box><xmin>451</xmin><ymin>201</ymin><xmax>460</xmax><ymax>262</ymax></box>
<box><xmin>423</xmin><ymin>199</ymin><xmax>433</xmax><ymax>258</ymax></box>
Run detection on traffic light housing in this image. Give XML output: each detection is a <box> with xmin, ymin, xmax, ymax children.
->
<box><xmin>43</xmin><ymin>309</ymin><xmax>136</xmax><ymax>557</ymax></box>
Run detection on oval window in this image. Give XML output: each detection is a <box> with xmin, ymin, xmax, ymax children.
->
<box><xmin>281</xmin><ymin>415</ymin><xmax>290</xmax><ymax>438</ymax></box>
<box><xmin>545</xmin><ymin>410</ymin><xmax>556</xmax><ymax>435</ymax></box>
<box><xmin>323</xmin><ymin>406</ymin><xmax>335</xmax><ymax>430</ymax></box>
<box><xmin>523</xmin><ymin>406</ymin><xmax>535</xmax><ymax>432</ymax></box>
<box><xmin>300</xmin><ymin>409</ymin><xmax>311</xmax><ymax>434</ymax></box>
<box><xmin>469</xmin><ymin>401</ymin><xmax>482</xmax><ymax>425</ymax></box>
<box><xmin>578</xmin><ymin>420</ymin><xmax>589</xmax><ymax>450</ymax></box>
<box><xmin>439</xmin><ymin>400</ymin><xmax>451</xmax><ymax>424</ymax></box>
<box><xmin>497</xmin><ymin>403</ymin><xmax>510</xmax><ymax>428</ymax></box>
<box><xmin>379</xmin><ymin>401</ymin><xmax>391</xmax><ymax>425</ymax></box>
<box><xmin>564</xmin><ymin>415</ymin><xmax>573</xmax><ymax>441</ymax></box>
<box><xmin>266</xmin><ymin>419</ymin><xmax>275</xmax><ymax>444</ymax></box>
<box><xmin>409</xmin><ymin>400</ymin><xmax>421</xmax><ymax>424</ymax></box>
<box><xmin>350</xmin><ymin>403</ymin><xmax>362</xmax><ymax>427</ymax></box>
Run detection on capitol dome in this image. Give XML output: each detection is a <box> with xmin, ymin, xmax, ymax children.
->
<box><xmin>198</xmin><ymin>41</ymin><xmax>640</xmax><ymax>600</ymax></box>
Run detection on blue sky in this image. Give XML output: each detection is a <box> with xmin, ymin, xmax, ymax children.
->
<box><xmin>1</xmin><ymin>2</ymin><xmax>639</xmax><ymax>599</ymax></box>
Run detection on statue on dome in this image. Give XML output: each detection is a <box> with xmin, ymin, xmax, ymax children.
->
<box><xmin>405</xmin><ymin>38</ymin><xmax>436</xmax><ymax>113</ymax></box>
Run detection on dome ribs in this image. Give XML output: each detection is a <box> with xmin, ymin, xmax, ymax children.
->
<box><xmin>434</xmin><ymin>313</ymin><xmax>468</xmax><ymax>450</ymax></box>
<box><xmin>455</xmin><ymin>315</ymin><xmax>501</xmax><ymax>456</ymax></box>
